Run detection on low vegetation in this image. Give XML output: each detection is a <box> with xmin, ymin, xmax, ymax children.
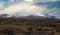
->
<box><xmin>0</xmin><ymin>17</ymin><xmax>60</xmax><ymax>35</ymax></box>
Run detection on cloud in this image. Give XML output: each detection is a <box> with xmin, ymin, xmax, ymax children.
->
<box><xmin>34</xmin><ymin>0</ymin><xmax>60</xmax><ymax>18</ymax></box>
<box><xmin>34</xmin><ymin>0</ymin><xmax>57</xmax><ymax>3</ymax></box>
<box><xmin>0</xmin><ymin>0</ymin><xmax>60</xmax><ymax>18</ymax></box>
<box><xmin>0</xmin><ymin>0</ymin><xmax>47</xmax><ymax>16</ymax></box>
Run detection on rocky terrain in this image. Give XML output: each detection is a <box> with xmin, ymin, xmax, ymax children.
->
<box><xmin>0</xmin><ymin>14</ymin><xmax>60</xmax><ymax>35</ymax></box>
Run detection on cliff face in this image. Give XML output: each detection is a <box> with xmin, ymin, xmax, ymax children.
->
<box><xmin>0</xmin><ymin>17</ymin><xmax>60</xmax><ymax>35</ymax></box>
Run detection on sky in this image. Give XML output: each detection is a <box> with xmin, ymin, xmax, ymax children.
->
<box><xmin>0</xmin><ymin>0</ymin><xmax>60</xmax><ymax>18</ymax></box>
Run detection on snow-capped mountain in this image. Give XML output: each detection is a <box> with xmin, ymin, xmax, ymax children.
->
<box><xmin>0</xmin><ymin>14</ymin><xmax>13</xmax><ymax>18</ymax></box>
<box><xmin>0</xmin><ymin>13</ymin><xmax>59</xmax><ymax>20</ymax></box>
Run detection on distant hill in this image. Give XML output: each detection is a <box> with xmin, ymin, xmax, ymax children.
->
<box><xmin>0</xmin><ymin>14</ymin><xmax>59</xmax><ymax>20</ymax></box>
<box><xmin>24</xmin><ymin>15</ymin><xmax>46</xmax><ymax>19</ymax></box>
<box><xmin>0</xmin><ymin>14</ymin><xmax>13</xmax><ymax>18</ymax></box>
